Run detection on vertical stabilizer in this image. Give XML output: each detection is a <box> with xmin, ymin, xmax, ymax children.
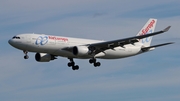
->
<box><xmin>137</xmin><ymin>18</ymin><xmax>157</xmax><ymax>47</ymax></box>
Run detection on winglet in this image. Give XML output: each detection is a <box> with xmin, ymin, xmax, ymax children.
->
<box><xmin>163</xmin><ymin>26</ymin><xmax>171</xmax><ymax>32</ymax></box>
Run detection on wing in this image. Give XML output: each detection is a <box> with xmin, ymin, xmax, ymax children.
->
<box><xmin>88</xmin><ymin>26</ymin><xmax>171</xmax><ymax>54</ymax></box>
<box><xmin>62</xmin><ymin>26</ymin><xmax>171</xmax><ymax>54</ymax></box>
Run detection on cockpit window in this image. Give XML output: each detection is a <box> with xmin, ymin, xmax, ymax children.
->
<box><xmin>12</xmin><ymin>36</ymin><xmax>16</xmax><ymax>39</ymax></box>
<box><xmin>12</xmin><ymin>36</ymin><xmax>20</xmax><ymax>39</ymax></box>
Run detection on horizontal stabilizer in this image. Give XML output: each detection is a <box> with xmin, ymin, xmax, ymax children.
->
<box><xmin>141</xmin><ymin>42</ymin><xmax>174</xmax><ymax>52</ymax></box>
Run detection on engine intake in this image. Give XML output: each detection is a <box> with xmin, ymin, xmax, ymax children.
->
<box><xmin>73</xmin><ymin>46</ymin><xmax>90</xmax><ymax>56</ymax></box>
<box><xmin>35</xmin><ymin>53</ymin><xmax>54</xmax><ymax>62</ymax></box>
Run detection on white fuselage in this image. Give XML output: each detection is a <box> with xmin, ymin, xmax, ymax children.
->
<box><xmin>8</xmin><ymin>18</ymin><xmax>172</xmax><ymax>70</ymax></box>
<box><xmin>8</xmin><ymin>33</ymin><xmax>143</xmax><ymax>59</ymax></box>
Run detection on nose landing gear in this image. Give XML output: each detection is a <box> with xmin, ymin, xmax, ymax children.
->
<box><xmin>23</xmin><ymin>50</ymin><xmax>29</xmax><ymax>59</ymax></box>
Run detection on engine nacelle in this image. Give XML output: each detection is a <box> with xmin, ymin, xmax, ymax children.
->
<box><xmin>73</xmin><ymin>46</ymin><xmax>90</xmax><ymax>56</ymax></box>
<box><xmin>35</xmin><ymin>53</ymin><xmax>53</xmax><ymax>62</ymax></box>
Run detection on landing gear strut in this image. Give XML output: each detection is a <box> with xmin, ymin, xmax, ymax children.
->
<box><xmin>68</xmin><ymin>58</ymin><xmax>79</xmax><ymax>70</ymax></box>
<box><xmin>89</xmin><ymin>58</ymin><xmax>101</xmax><ymax>67</ymax></box>
<box><xmin>23</xmin><ymin>50</ymin><xmax>29</xmax><ymax>59</ymax></box>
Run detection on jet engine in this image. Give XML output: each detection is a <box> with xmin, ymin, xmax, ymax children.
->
<box><xmin>35</xmin><ymin>53</ymin><xmax>54</xmax><ymax>62</ymax></box>
<box><xmin>73</xmin><ymin>46</ymin><xmax>90</xmax><ymax>56</ymax></box>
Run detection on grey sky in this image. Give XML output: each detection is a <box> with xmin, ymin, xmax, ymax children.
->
<box><xmin>0</xmin><ymin>0</ymin><xmax>180</xmax><ymax>101</ymax></box>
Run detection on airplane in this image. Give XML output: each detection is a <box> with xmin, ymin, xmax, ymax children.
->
<box><xmin>8</xmin><ymin>18</ymin><xmax>173</xmax><ymax>70</ymax></box>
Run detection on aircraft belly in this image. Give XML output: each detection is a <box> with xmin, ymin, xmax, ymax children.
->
<box><xmin>52</xmin><ymin>50</ymin><xmax>92</xmax><ymax>59</ymax></box>
<box><xmin>53</xmin><ymin>49</ymin><xmax>74</xmax><ymax>57</ymax></box>
<box><xmin>100</xmin><ymin>47</ymin><xmax>141</xmax><ymax>59</ymax></box>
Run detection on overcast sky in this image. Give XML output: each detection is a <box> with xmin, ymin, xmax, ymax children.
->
<box><xmin>0</xmin><ymin>0</ymin><xmax>180</xmax><ymax>101</ymax></box>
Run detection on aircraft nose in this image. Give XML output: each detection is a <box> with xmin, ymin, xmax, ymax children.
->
<box><xmin>8</xmin><ymin>39</ymin><xmax>13</xmax><ymax>46</ymax></box>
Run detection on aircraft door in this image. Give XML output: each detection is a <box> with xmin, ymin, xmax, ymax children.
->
<box><xmin>26</xmin><ymin>35</ymin><xmax>31</xmax><ymax>43</ymax></box>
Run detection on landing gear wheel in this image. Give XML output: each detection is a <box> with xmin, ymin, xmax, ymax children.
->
<box><xmin>94</xmin><ymin>62</ymin><xmax>101</xmax><ymax>67</ymax></box>
<box><xmin>96</xmin><ymin>62</ymin><xmax>101</xmax><ymax>66</ymax></box>
<box><xmin>24</xmin><ymin>55</ymin><xmax>29</xmax><ymax>59</ymax></box>
<box><xmin>72</xmin><ymin>66</ymin><xmax>76</xmax><ymax>70</ymax></box>
<box><xmin>89</xmin><ymin>59</ymin><xmax>94</xmax><ymax>64</ymax></box>
<box><xmin>89</xmin><ymin>58</ymin><xmax>101</xmax><ymax>67</ymax></box>
<box><xmin>68</xmin><ymin>62</ymin><xmax>71</xmax><ymax>67</ymax></box>
<box><xmin>89</xmin><ymin>58</ymin><xmax>96</xmax><ymax>64</ymax></box>
<box><xmin>72</xmin><ymin>65</ymin><xmax>79</xmax><ymax>70</ymax></box>
<box><xmin>75</xmin><ymin>65</ymin><xmax>79</xmax><ymax>70</ymax></box>
<box><xmin>68</xmin><ymin>58</ymin><xmax>80</xmax><ymax>70</ymax></box>
<box><xmin>68</xmin><ymin>62</ymin><xmax>75</xmax><ymax>67</ymax></box>
<box><xmin>23</xmin><ymin>50</ymin><xmax>29</xmax><ymax>59</ymax></box>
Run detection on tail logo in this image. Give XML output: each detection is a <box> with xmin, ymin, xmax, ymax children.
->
<box><xmin>142</xmin><ymin>29</ymin><xmax>152</xmax><ymax>43</ymax></box>
<box><xmin>140</xmin><ymin>19</ymin><xmax>156</xmax><ymax>36</ymax></box>
<box><xmin>140</xmin><ymin>19</ymin><xmax>156</xmax><ymax>43</ymax></box>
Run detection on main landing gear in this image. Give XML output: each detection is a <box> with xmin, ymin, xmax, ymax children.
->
<box><xmin>67</xmin><ymin>58</ymin><xmax>79</xmax><ymax>70</ymax></box>
<box><xmin>23</xmin><ymin>50</ymin><xmax>29</xmax><ymax>59</ymax></box>
<box><xmin>89</xmin><ymin>58</ymin><xmax>101</xmax><ymax>67</ymax></box>
<box><xmin>67</xmin><ymin>58</ymin><xmax>101</xmax><ymax>70</ymax></box>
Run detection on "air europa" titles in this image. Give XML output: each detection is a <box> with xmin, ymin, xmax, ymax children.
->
<box><xmin>48</xmin><ymin>36</ymin><xmax>68</xmax><ymax>42</ymax></box>
<box><xmin>140</xmin><ymin>19</ymin><xmax>156</xmax><ymax>36</ymax></box>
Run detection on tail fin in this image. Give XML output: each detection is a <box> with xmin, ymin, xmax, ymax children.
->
<box><xmin>137</xmin><ymin>18</ymin><xmax>157</xmax><ymax>47</ymax></box>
